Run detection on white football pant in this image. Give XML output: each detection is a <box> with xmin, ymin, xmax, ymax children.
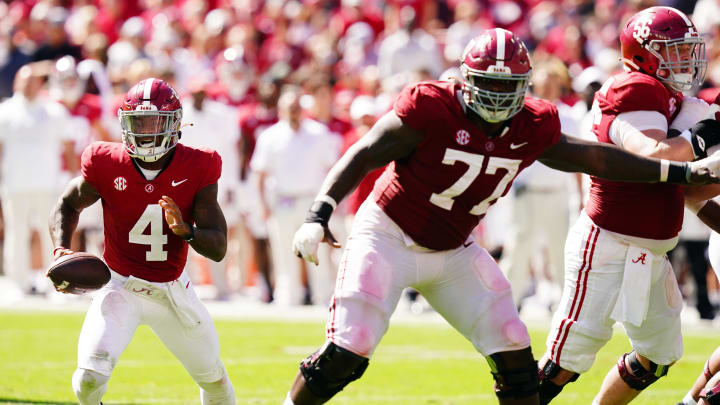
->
<box><xmin>544</xmin><ymin>212</ymin><xmax>683</xmax><ymax>373</ymax></box>
<box><xmin>326</xmin><ymin>199</ymin><xmax>530</xmax><ymax>358</ymax></box>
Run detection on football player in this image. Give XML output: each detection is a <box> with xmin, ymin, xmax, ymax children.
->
<box><xmin>680</xmin><ymin>206</ymin><xmax>720</xmax><ymax>405</ymax></box>
<box><xmin>286</xmin><ymin>27</ymin><xmax>719</xmax><ymax>405</ymax></box>
<box><xmin>677</xmin><ymin>93</ymin><xmax>720</xmax><ymax>405</ymax></box>
<box><xmin>538</xmin><ymin>7</ymin><xmax>720</xmax><ymax>405</ymax></box>
<box><xmin>49</xmin><ymin>78</ymin><xmax>236</xmax><ymax>405</ymax></box>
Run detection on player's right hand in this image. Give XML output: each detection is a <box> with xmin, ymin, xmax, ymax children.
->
<box><xmin>292</xmin><ymin>222</ymin><xmax>341</xmax><ymax>266</ymax></box>
<box><xmin>52</xmin><ymin>246</ymin><xmax>74</xmax><ymax>261</ymax></box>
<box><xmin>689</xmin><ymin>158</ymin><xmax>720</xmax><ymax>184</ymax></box>
<box><xmin>48</xmin><ymin>246</ymin><xmax>75</xmax><ymax>293</ymax></box>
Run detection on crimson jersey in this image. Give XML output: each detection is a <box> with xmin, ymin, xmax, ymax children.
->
<box><xmin>81</xmin><ymin>142</ymin><xmax>222</xmax><ymax>282</ymax></box>
<box><xmin>585</xmin><ymin>71</ymin><xmax>684</xmax><ymax>240</ymax></box>
<box><xmin>373</xmin><ymin>81</ymin><xmax>562</xmax><ymax>250</ymax></box>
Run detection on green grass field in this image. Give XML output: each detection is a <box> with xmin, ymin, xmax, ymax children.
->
<box><xmin>0</xmin><ymin>311</ymin><xmax>715</xmax><ymax>404</ymax></box>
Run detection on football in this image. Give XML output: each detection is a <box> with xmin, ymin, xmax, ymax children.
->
<box><xmin>46</xmin><ymin>252</ymin><xmax>111</xmax><ymax>294</ymax></box>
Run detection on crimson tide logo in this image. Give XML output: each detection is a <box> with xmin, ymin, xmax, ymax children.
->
<box><xmin>456</xmin><ymin>129</ymin><xmax>470</xmax><ymax>145</ymax></box>
<box><xmin>113</xmin><ymin>177</ymin><xmax>127</xmax><ymax>191</ymax></box>
<box><xmin>145</xmin><ymin>184</ymin><xmax>155</xmax><ymax>193</ymax></box>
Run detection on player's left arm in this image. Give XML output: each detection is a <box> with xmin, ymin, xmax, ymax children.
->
<box><xmin>159</xmin><ymin>184</ymin><xmax>227</xmax><ymax>262</ymax></box>
<box><xmin>538</xmin><ymin>134</ymin><xmax>716</xmax><ymax>185</ymax></box>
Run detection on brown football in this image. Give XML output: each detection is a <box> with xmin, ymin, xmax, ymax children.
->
<box><xmin>46</xmin><ymin>252</ymin><xmax>110</xmax><ymax>294</ymax></box>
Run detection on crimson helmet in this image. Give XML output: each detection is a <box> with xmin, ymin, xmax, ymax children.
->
<box><xmin>460</xmin><ymin>28</ymin><xmax>531</xmax><ymax>123</ymax></box>
<box><xmin>118</xmin><ymin>78</ymin><xmax>182</xmax><ymax>162</ymax></box>
<box><xmin>620</xmin><ymin>6</ymin><xmax>706</xmax><ymax>93</ymax></box>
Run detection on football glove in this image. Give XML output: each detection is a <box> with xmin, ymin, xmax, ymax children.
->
<box><xmin>292</xmin><ymin>200</ymin><xmax>341</xmax><ymax>265</ymax></box>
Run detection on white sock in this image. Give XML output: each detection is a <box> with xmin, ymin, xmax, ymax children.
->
<box><xmin>198</xmin><ymin>373</ymin><xmax>236</xmax><ymax>405</ymax></box>
<box><xmin>283</xmin><ymin>392</ymin><xmax>295</xmax><ymax>405</ymax></box>
<box><xmin>72</xmin><ymin>368</ymin><xmax>109</xmax><ymax>405</ymax></box>
<box><xmin>682</xmin><ymin>392</ymin><xmax>699</xmax><ymax>405</ymax></box>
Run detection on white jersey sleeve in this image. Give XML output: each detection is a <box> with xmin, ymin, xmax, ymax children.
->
<box><xmin>608</xmin><ymin>110</ymin><xmax>667</xmax><ymax>147</ymax></box>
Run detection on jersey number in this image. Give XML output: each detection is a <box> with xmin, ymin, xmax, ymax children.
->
<box><xmin>429</xmin><ymin>149</ymin><xmax>521</xmax><ymax>215</ymax></box>
<box><xmin>129</xmin><ymin>204</ymin><xmax>168</xmax><ymax>261</ymax></box>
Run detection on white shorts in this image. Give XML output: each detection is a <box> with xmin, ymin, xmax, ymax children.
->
<box><xmin>77</xmin><ymin>270</ymin><xmax>226</xmax><ymax>383</ymax></box>
<box><xmin>545</xmin><ymin>213</ymin><xmax>684</xmax><ymax>373</ymax></box>
<box><xmin>326</xmin><ymin>200</ymin><xmax>530</xmax><ymax>358</ymax></box>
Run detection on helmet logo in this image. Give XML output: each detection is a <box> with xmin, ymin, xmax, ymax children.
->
<box><xmin>632</xmin><ymin>15</ymin><xmax>654</xmax><ymax>44</ymax></box>
<box><xmin>456</xmin><ymin>129</ymin><xmax>471</xmax><ymax>145</ymax></box>
<box><xmin>114</xmin><ymin>176</ymin><xmax>127</xmax><ymax>191</ymax></box>
<box><xmin>145</xmin><ymin>184</ymin><xmax>155</xmax><ymax>193</ymax></box>
<box><xmin>487</xmin><ymin>65</ymin><xmax>511</xmax><ymax>74</ymax></box>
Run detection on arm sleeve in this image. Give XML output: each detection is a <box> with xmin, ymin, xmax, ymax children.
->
<box><xmin>200</xmin><ymin>151</ymin><xmax>222</xmax><ymax>189</ymax></box>
<box><xmin>608</xmin><ymin>110</ymin><xmax>667</xmax><ymax>146</ymax></box>
<box><xmin>393</xmin><ymin>83</ymin><xmax>439</xmax><ymax>131</ymax></box>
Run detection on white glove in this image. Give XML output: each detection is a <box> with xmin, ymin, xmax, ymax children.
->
<box><xmin>292</xmin><ymin>222</ymin><xmax>325</xmax><ymax>265</ymax></box>
<box><xmin>691</xmin><ymin>155</ymin><xmax>720</xmax><ymax>179</ymax></box>
<box><xmin>671</xmin><ymin>96</ymin><xmax>711</xmax><ymax>132</ymax></box>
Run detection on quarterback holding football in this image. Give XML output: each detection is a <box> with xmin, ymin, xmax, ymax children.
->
<box><xmin>49</xmin><ymin>78</ymin><xmax>236</xmax><ymax>405</ymax></box>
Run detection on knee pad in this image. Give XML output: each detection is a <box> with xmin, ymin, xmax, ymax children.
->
<box><xmin>701</xmin><ymin>379</ymin><xmax>720</xmax><ymax>405</ymax></box>
<box><xmin>486</xmin><ymin>347</ymin><xmax>539</xmax><ymax>400</ymax></box>
<box><xmin>299</xmin><ymin>342</ymin><xmax>369</xmax><ymax>399</ymax></box>
<box><xmin>617</xmin><ymin>351</ymin><xmax>670</xmax><ymax>391</ymax></box>
<box><xmin>538</xmin><ymin>360</ymin><xmax>579</xmax><ymax>405</ymax></box>
<box><xmin>72</xmin><ymin>368</ymin><xmax>110</xmax><ymax>404</ymax></box>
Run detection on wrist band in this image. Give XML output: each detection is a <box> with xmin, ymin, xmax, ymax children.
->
<box><xmin>53</xmin><ymin>246</ymin><xmax>68</xmax><ymax>255</ymax></box>
<box><xmin>315</xmin><ymin>194</ymin><xmax>338</xmax><ymax>210</ymax></box>
<box><xmin>306</xmin><ymin>200</ymin><xmax>334</xmax><ymax>225</ymax></box>
<box><xmin>660</xmin><ymin>159</ymin><xmax>669</xmax><ymax>182</ymax></box>
<box><xmin>666</xmin><ymin>161</ymin><xmax>690</xmax><ymax>184</ymax></box>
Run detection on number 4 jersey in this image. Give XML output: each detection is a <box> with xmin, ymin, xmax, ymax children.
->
<box><xmin>81</xmin><ymin>142</ymin><xmax>222</xmax><ymax>282</ymax></box>
<box><xmin>373</xmin><ymin>80</ymin><xmax>562</xmax><ymax>250</ymax></box>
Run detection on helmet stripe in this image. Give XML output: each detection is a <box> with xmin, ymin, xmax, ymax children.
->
<box><xmin>142</xmin><ymin>78</ymin><xmax>154</xmax><ymax>105</ymax></box>
<box><xmin>665</xmin><ymin>6</ymin><xmax>693</xmax><ymax>28</ymax></box>
<box><xmin>495</xmin><ymin>28</ymin><xmax>505</xmax><ymax>68</ymax></box>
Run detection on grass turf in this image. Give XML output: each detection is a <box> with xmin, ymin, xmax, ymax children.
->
<box><xmin>0</xmin><ymin>311</ymin><xmax>715</xmax><ymax>404</ymax></box>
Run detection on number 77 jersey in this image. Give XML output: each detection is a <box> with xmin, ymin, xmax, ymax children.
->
<box><xmin>373</xmin><ymin>81</ymin><xmax>562</xmax><ymax>250</ymax></box>
<box><xmin>80</xmin><ymin>142</ymin><xmax>222</xmax><ymax>282</ymax></box>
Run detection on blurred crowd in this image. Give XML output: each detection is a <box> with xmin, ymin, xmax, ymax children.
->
<box><xmin>2</xmin><ymin>0</ymin><xmax>720</xmax><ymax>316</ymax></box>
